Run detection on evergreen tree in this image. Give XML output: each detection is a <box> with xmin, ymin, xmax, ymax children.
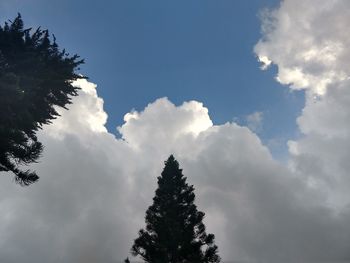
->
<box><xmin>0</xmin><ymin>14</ymin><xmax>84</xmax><ymax>185</ymax></box>
<box><xmin>130</xmin><ymin>155</ymin><xmax>221</xmax><ymax>263</ymax></box>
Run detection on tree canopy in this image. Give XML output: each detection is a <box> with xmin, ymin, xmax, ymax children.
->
<box><xmin>0</xmin><ymin>14</ymin><xmax>84</xmax><ymax>185</ymax></box>
<box><xmin>130</xmin><ymin>155</ymin><xmax>221</xmax><ymax>263</ymax></box>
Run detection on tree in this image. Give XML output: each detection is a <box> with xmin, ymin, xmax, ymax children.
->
<box><xmin>0</xmin><ymin>14</ymin><xmax>84</xmax><ymax>185</ymax></box>
<box><xmin>130</xmin><ymin>155</ymin><xmax>221</xmax><ymax>263</ymax></box>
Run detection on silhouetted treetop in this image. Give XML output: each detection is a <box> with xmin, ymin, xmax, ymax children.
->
<box><xmin>0</xmin><ymin>14</ymin><xmax>85</xmax><ymax>185</ymax></box>
<box><xmin>130</xmin><ymin>155</ymin><xmax>221</xmax><ymax>263</ymax></box>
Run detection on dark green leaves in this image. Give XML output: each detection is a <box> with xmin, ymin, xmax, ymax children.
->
<box><xmin>0</xmin><ymin>14</ymin><xmax>85</xmax><ymax>185</ymax></box>
<box><xmin>130</xmin><ymin>155</ymin><xmax>221</xmax><ymax>263</ymax></box>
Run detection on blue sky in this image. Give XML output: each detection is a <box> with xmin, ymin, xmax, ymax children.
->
<box><xmin>0</xmin><ymin>0</ymin><xmax>304</xmax><ymax>158</ymax></box>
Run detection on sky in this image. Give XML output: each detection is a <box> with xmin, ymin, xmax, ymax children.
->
<box><xmin>0</xmin><ymin>0</ymin><xmax>304</xmax><ymax>159</ymax></box>
<box><xmin>1</xmin><ymin>0</ymin><xmax>350</xmax><ymax>263</ymax></box>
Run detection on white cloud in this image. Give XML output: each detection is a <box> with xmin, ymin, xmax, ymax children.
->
<box><xmin>257</xmin><ymin>55</ymin><xmax>271</xmax><ymax>70</ymax></box>
<box><xmin>255</xmin><ymin>0</ymin><xmax>350</xmax><ymax>95</ymax></box>
<box><xmin>118</xmin><ymin>98</ymin><xmax>213</xmax><ymax>151</ymax></box>
<box><xmin>245</xmin><ymin>111</ymin><xmax>263</xmax><ymax>133</ymax></box>
<box><xmin>255</xmin><ymin>0</ymin><xmax>350</xmax><ymax>209</ymax></box>
<box><xmin>0</xmin><ymin>77</ymin><xmax>349</xmax><ymax>263</ymax></box>
<box><xmin>44</xmin><ymin>79</ymin><xmax>108</xmax><ymax>138</ymax></box>
<box><xmin>255</xmin><ymin>0</ymin><xmax>350</xmax><ymax>260</ymax></box>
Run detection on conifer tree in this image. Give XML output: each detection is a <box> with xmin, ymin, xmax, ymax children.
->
<box><xmin>0</xmin><ymin>14</ymin><xmax>84</xmax><ymax>185</ymax></box>
<box><xmin>130</xmin><ymin>155</ymin><xmax>221</xmax><ymax>263</ymax></box>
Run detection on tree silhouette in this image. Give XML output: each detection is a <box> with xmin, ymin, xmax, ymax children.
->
<box><xmin>130</xmin><ymin>155</ymin><xmax>221</xmax><ymax>263</ymax></box>
<box><xmin>0</xmin><ymin>14</ymin><xmax>84</xmax><ymax>185</ymax></box>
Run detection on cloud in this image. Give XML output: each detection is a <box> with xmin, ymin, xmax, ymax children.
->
<box><xmin>245</xmin><ymin>111</ymin><xmax>263</xmax><ymax>133</ymax></box>
<box><xmin>254</xmin><ymin>0</ymin><xmax>350</xmax><ymax>260</ymax></box>
<box><xmin>255</xmin><ymin>0</ymin><xmax>350</xmax><ymax>95</ymax></box>
<box><xmin>0</xmin><ymin>76</ymin><xmax>349</xmax><ymax>263</ymax></box>
<box><xmin>0</xmin><ymin>80</ymin><xmax>233</xmax><ymax>263</ymax></box>
<box><xmin>255</xmin><ymin>0</ymin><xmax>350</xmax><ymax>208</ymax></box>
<box><xmin>118</xmin><ymin>98</ymin><xmax>213</xmax><ymax>152</ymax></box>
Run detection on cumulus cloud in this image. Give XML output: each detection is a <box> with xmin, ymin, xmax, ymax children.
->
<box><xmin>255</xmin><ymin>0</ymin><xmax>350</xmax><ymax>95</ymax></box>
<box><xmin>0</xmin><ymin>76</ymin><xmax>349</xmax><ymax>263</ymax></box>
<box><xmin>255</xmin><ymin>0</ymin><xmax>350</xmax><ymax>207</ymax></box>
<box><xmin>254</xmin><ymin>0</ymin><xmax>350</xmax><ymax>260</ymax></box>
<box><xmin>245</xmin><ymin>111</ymin><xmax>263</xmax><ymax>133</ymax></box>
<box><xmin>0</xmin><ymin>79</ymin><xmax>243</xmax><ymax>263</ymax></box>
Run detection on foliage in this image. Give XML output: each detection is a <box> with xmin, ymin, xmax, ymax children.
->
<box><xmin>0</xmin><ymin>14</ymin><xmax>84</xmax><ymax>185</ymax></box>
<box><xmin>131</xmin><ymin>155</ymin><xmax>221</xmax><ymax>263</ymax></box>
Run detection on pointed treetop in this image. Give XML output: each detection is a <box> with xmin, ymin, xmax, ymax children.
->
<box><xmin>165</xmin><ymin>154</ymin><xmax>177</xmax><ymax>165</ymax></box>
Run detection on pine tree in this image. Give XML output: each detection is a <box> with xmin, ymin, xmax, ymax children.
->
<box><xmin>0</xmin><ymin>14</ymin><xmax>84</xmax><ymax>185</ymax></box>
<box><xmin>130</xmin><ymin>155</ymin><xmax>221</xmax><ymax>263</ymax></box>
